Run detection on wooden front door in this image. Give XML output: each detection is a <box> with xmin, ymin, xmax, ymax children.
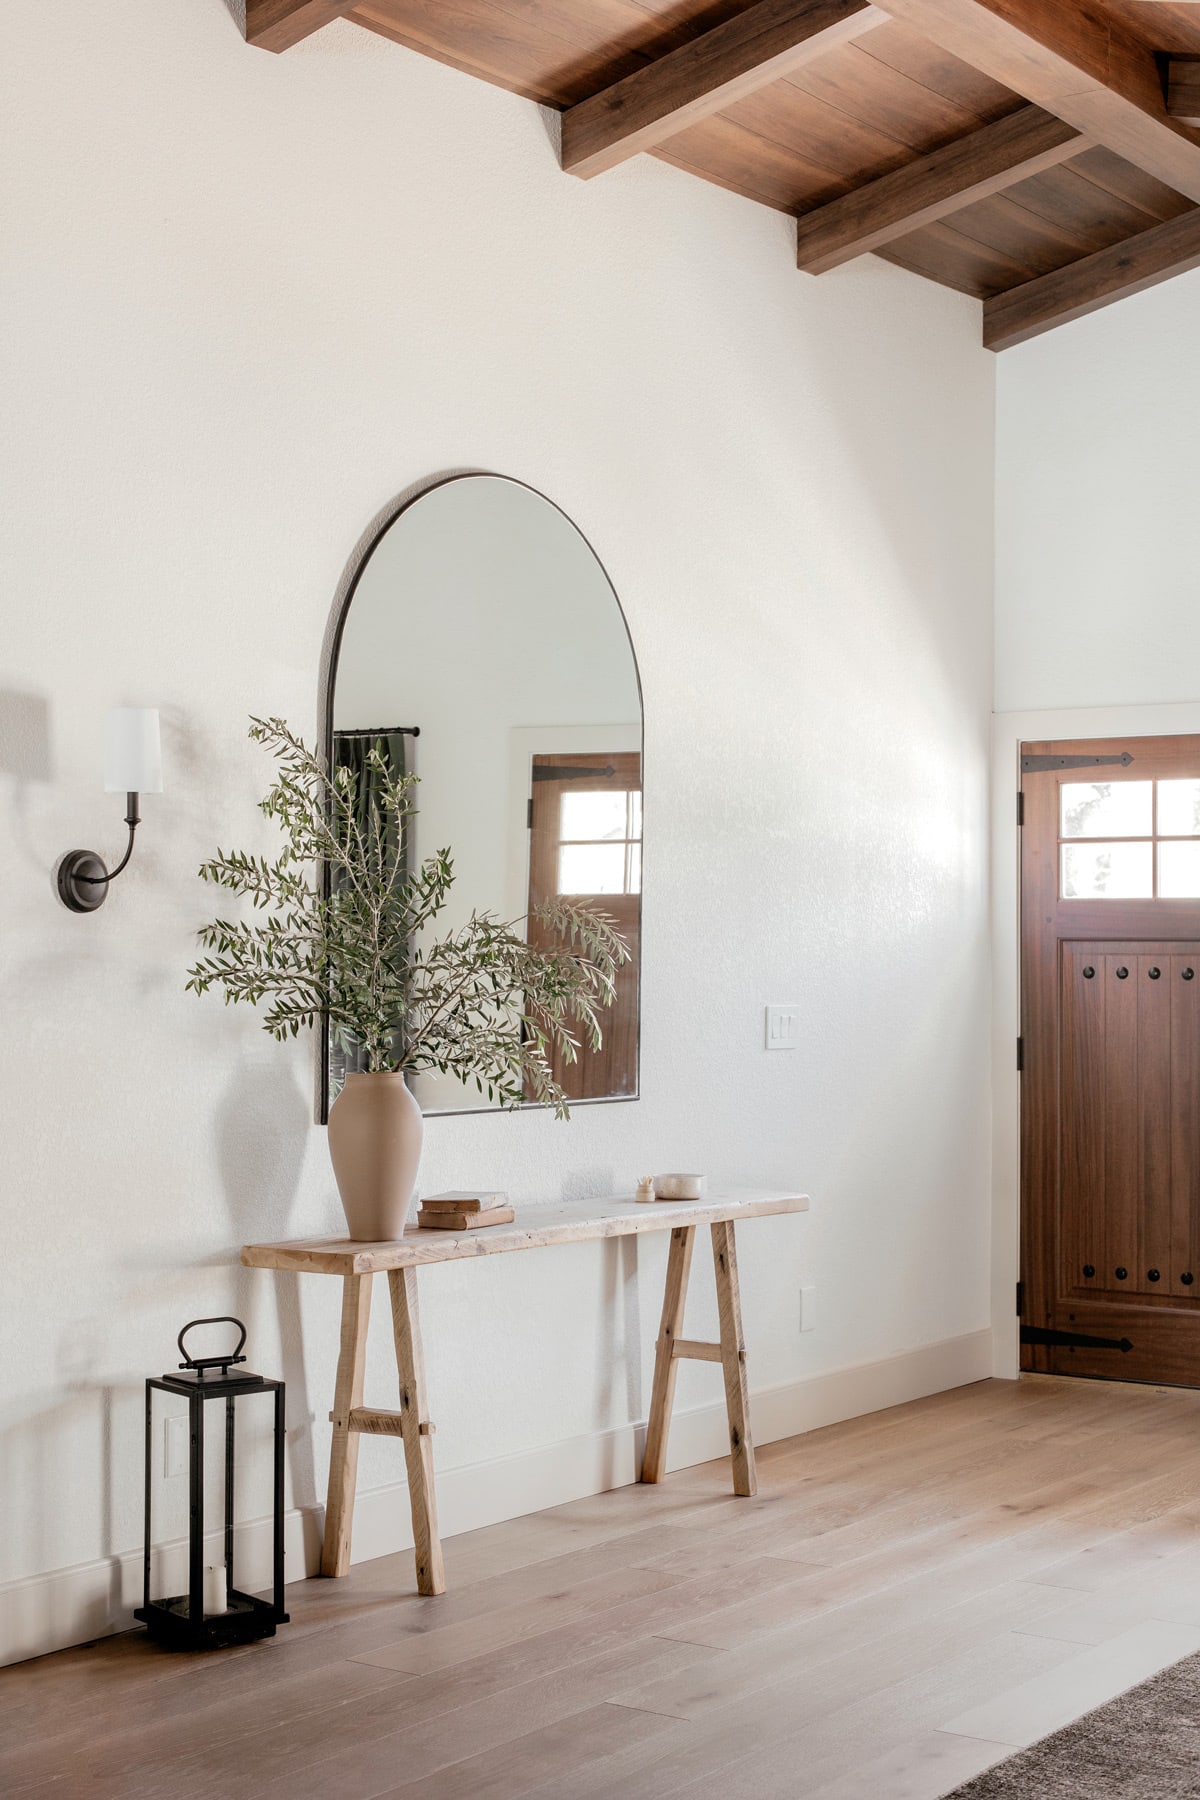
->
<box><xmin>1021</xmin><ymin>735</ymin><xmax>1200</xmax><ymax>1384</ymax></box>
<box><xmin>525</xmin><ymin>751</ymin><xmax>640</xmax><ymax>1102</ymax></box>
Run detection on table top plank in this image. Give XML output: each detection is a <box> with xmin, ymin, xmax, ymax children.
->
<box><xmin>241</xmin><ymin>1189</ymin><xmax>808</xmax><ymax>1274</ymax></box>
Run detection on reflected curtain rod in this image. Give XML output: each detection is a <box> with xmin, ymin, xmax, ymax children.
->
<box><xmin>333</xmin><ymin>726</ymin><xmax>420</xmax><ymax>737</ymax></box>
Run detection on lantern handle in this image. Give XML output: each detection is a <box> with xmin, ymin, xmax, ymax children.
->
<box><xmin>177</xmin><ymin>1316</ymin><xmax>248</xmax><ymax>1375</ymax></box>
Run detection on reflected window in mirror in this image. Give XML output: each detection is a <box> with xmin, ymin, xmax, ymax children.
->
<box><xmin>325</xmin><ymin>474</ymin><xmax>642</xmax><ymax>1117</ymax></box>
<box><xmin>557</xmin><ymin>781</ymin><xmax>643</xmax><ymax>897</ymax></box>
<box><xmin>527</xmin><ymin>752</ymin><xmax>641</xmax><ymax>1104</ymax></box>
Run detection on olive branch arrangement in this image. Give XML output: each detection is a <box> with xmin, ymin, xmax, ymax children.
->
<box><xmin>185</xmin><ymin>718</ymin><xmax>630</xmax><ymax>1116</ymax></box>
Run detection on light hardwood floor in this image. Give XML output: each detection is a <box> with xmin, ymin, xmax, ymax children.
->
<box><xmin>7</xmin><ymin>1375</ymin><xmax>1200</xmax><ymax>1799</ymax></box>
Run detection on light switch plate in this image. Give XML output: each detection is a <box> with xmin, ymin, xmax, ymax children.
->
<box><xmin>765</xmin><ymin>1004</ymin><xmax>799</xmax><ymax>1050</ymax></box>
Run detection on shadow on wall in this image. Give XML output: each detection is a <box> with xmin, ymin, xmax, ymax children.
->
<box><xmin>216</xmin><ymin>1059</ymin><xmax>319</xmax><ymax>1516</ymax></box>
<box><xmin>0</xmin><ymin>1380</ymin><xmax>135</xmax><ymax>1650</ymax></box>
<box><xmin>69</xmin><ymin>1379</ymin><xmax>140</xmax><ymax>1640</ymax></box>
<box><xmin>597</xmin><ymin>1235</ymin><xmax>642</xmax><ymax>1462</ymax></box>
<box><xmin>558</xmin><ymin>1167</ymin><xmax>645</xmax><ymax>1458</ymax></box>
<box><xmin>0</xmin><ymin>685</ymin><xmax>53</xmax><ymax>877</ymax></box>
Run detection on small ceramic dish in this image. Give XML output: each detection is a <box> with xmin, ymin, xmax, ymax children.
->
<box><xmin>653</xmin><ymin>1174</ymin><xmax>707</xmax><ymax>1201</ymax></box>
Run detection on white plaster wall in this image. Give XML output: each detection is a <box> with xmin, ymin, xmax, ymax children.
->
<box><xmin>996</xmin><ymin>270</ymin><xmax>1200</xmax><ymax>714</ymax></box>
<box><xmin>0</xmin><ymin>0</ymin><xmax>995</xmax><ymax>1655</ymax></box>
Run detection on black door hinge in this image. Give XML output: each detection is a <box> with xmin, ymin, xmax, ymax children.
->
<box><xmin>1016</xmin><ymin>1036</ymin><xmax>1024</xmax><ymax>1072</ymax></box>
<box><xmin>1017</xmin><ymin>790</ymin><xmax>1024</xmax><ymax>827</ymax></box>
<box><xmin>1021</xmin><ymin>751</ymin><xmax>1134</xmax><ymax>773</ymax></box>
<box><xmin>1016</xmin><ymin>1280</ymin><xmax>1023</xmax><ymax>1317</ymax></box>
<box><xmin>1021</xmin><ymin>1324</ymin><xmax>1133</xmax><ymax>1353</ymax></box>
<box><xmin>527</xmin><ymin>797</ymin><xmax>533</xmax><ymax>829</ymax></box>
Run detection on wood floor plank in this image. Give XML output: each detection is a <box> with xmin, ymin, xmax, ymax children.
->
<box><xmin>938</xmin><ymin>1618</ymin><xmax>1200</xmax><ymax>1748</ymax></box>
<box><xmin>797</xmin><ymin>1729</ymin><xmax>1010</xmax><ymax>1800</ymax></box>
<box><xmin>351</xmin><ymin>1554</ymin><xmax>804</xmax><ymax>1675</ymax></box>
<box><xmin>605</xmin><ymin>1570</ymin><xmax>1074</xmax><ymax>1723</ymax></box>
<box><xmin>663</xmin><ymin>1632</ymin><xmax>1077</xmax><ymax>1800</ymax></box>
<box><xmin>1010</xmin><ymin>1574</ymin><xmax>1200</xmax><ymax>1649</ymax></box>
<box><xmin>652</xmin><ymin>1476</ymin><xmax>1103</xmax><ymax>1650</ymax></box>
<box><xmin>381</xmin><ymin>1701</ymin><xmax>675</xmax><ymax>1800</ymax></box>
<box><xmin>339</xmin><ymin>1562</ymin><xmax>683</xmax><ymax>1675</ymax></box>
<box><xmin>527</xmin><ymin>1624</ymin><xmax>1073</xmax><ymax>1800</ymax></box>
<box><xmin>177</xmin><ymin>1635</ymin><xmax>720</xmax><ymax>1800</ymax></box>
<box><xmin>0</xmin><ymin>1658</ymin><xmax>416</xmax><ymax>1797</ymax></box>
<box><xmin>1028</xmin><ymin>1497</ymin><xmax>1200</xmax><ymax>1591</ymax></box>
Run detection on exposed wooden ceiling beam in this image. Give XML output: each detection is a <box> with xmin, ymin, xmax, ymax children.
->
<box><xmin>874</xmin><ymin>0</ymin><xmax>1200</xmax><ymax>204</ymax></box>
<box><xmin>984</xmin><ymin>205</ymin><xmax>1200</xmax><ymax>348</ymax></box>
<box><xmin>1168</xmin><ymin>58</ymin><xmax>1200</xmax><ymax>128</ymax></box>
<box><xmin>561</xmin><ymin>0</ymin><xmax>886</xmax><ymax>180</ymax></box>
<box><xmin>795</xmin><ymin>105</ymin><xmax>1082</xmax><ymax>273</ymax></box>
<box><xmin>245</xmin><ymin>0</ymin><xmax>357</xmax><ymax>53</ymax></box>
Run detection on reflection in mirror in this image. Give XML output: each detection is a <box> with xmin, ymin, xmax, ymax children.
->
<box><xmin>327</xmin><ymin>475</ymin><xmax>642</xmax><ymax>1116</ymax></box>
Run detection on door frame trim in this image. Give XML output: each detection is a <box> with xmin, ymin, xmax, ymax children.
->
<box><xmin>991</xmin><ymin>700</ymin><xmax>1200</xmax><ymax>1380</ymax></box>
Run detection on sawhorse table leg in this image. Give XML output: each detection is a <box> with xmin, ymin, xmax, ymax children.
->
<box><xmin>640</xmin><ymin>1219</ymin><xmax>757</xmax><ymax>1497</ymax></box>
<box><xmin>711</xmin><ymin>1219</ymin><xmax>756</xmax><ymax>1496</ymax></box>
<box><xmin>388</xmin><ymin>1266</ymin><xmax>445</xmax><ymax>1595</ymax></box>
<box><xmin>322</xmin><ymin>1273</ymin><xmax>371</xmax><ymax>1577</ymax></box>
<box><xmin>321</xmin><ymin>1267</ymin><xmax>446</xmax><ymax>1594</ymax></box>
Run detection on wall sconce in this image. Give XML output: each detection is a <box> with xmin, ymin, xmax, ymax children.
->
<box><xmin>58</xmin><ymin>707</ymin><xmax>162</xmax><ymax>913</ymax></box>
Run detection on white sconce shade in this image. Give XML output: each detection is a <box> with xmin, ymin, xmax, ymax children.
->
<box><xmin>104</xmin><ymin>708</ymin><xmax>162</xmax><ymax>794</ymax></box>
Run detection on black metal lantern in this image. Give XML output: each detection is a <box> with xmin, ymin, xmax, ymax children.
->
<box><xmin>135</xmin><ymin>1317</ymin><xmax>289</xmax><ymax>1650</ymax></box>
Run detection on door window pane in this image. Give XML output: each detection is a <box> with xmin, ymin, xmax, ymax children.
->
<box><xmin>559</xmin><ymin>843</ymin><xmax>626</xmax><ymax>894</ymax></box>
<box><xmin>1061</xmin><ymin>841</ymin><xmax>1153</xmax><ymax>899</ymax></box>
<box><xmin>1158</xmin><ymin>840</ymin><xmax>1200</xmax><ymax>898</ymax></box>
<box><xmin>1157</xmin><ymin>780</ymin><xmax>1200</xmax><ymax>838</ymax></box>
<box><xmin>560</xmin><ymin>791</ymin><xmax>629</xmax><ymax>842</ymax></box>
<box><xmin>1060</xmin><ymin>781</ymin><xmax>1152</xmax><ymax>838</ymax></box>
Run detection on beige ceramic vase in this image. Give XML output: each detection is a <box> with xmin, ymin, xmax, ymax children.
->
<box><xmin>327</xmin><ymin>1072</ymin><xmax>423</xmax><ymax>1241</ymax></box>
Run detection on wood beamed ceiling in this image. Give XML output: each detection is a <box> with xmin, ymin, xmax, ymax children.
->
<box><xmin>244</xmin><ymin>0</ymin><xmax>1200</xmax><ymax>347</ymax></box>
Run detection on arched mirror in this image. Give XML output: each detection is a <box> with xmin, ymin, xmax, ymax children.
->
<box><xmin>324</xmin><ymin>474</ymin><xmax>643</xmax><ymax>1117</ymax></box>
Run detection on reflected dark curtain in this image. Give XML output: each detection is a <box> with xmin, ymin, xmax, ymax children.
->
<box><xmin>328</xmin><ymin>728</ymin><xmax>412</xmax><ymax>1098</ymax></box>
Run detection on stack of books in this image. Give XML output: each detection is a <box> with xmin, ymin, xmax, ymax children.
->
<box><xmin>416</xmin><ymin>1191</ymin><xmax>515</xmax><ymax>1231</ymax></box>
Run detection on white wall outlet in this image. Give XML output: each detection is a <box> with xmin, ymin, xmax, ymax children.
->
<box><xmin>799</xmin><ymin>1285</ymin><xmax>816</xmax><ymax>1333</ymax></box>
<box><xmin>766</xmin><ymin>1004</ymin><xmax>799</xmax><ymax>1050</ymax></box>
<box><xmin>164</xmin><ymin>1413</ymin><xmax>188</xmax><ymax>1479</ymax></box>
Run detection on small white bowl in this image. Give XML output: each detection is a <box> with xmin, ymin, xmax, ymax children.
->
<box><xmin>653</xmin><ymin>1173</ymin><xmax>707</xmax><ymax>1201</ymax></box>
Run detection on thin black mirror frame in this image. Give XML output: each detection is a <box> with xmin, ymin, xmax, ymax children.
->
<box><xmin>318</xmin><ymin>470</ymin><xmax>645</xmax><ymax>1124</ymax></box>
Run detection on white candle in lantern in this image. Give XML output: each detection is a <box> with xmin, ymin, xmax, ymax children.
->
<box><xmin>203</xmin><ymin>1564</ymin><xmax>228</xmax><ymax>1616</ymax></box>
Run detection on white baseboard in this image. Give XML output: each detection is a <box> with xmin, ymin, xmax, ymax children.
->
<box><xmin>0</xmin><ymin>1327</ymin><xmax>991</xmax><ymax>1669</ymax></box>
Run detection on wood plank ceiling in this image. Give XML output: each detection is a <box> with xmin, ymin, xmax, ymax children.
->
<box><xmin>244</xmin><ymin>0</ymin><xmax>1200</xmax><ymax>348</ymax></box>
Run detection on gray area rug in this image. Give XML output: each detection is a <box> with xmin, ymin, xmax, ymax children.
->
<box><xmin>943</xmin><ymin>1651</ymin><xmax>1200</xmax><ymax>1797</ymax></box>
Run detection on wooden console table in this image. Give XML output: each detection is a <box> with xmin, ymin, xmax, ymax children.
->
<box><xmin>241</xmin><ymin>1188</ymin><xmax>808</xmax><ymax>1596</ymax></box>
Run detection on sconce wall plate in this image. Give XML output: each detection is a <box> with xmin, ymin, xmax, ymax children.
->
<box><xmin>58</xmin><ymin>849</ymin><xmax>112</xmax><ymax>914</ymax></box>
